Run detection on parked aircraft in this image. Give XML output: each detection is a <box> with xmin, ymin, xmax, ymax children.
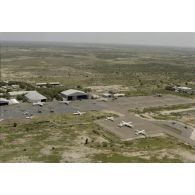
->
<box><xmin>0</xmin><ymin>119</ymin><xmax>4</xmax><ymax>122</ymax></box>
<box><xmin>118</xmin><ymin>121</ymin><xmax>133</xmax><ymax>128</ymax></box>
<box><xmin>135</xmin><ymin>129</ymin><xmax>146</xmax><ymax>136</ymax></box>
<box><xmin>23</xmin><ymin>112</ymin><xmax>29</xmax><ymax>115</ymax></box>
<box><xmin>33</xmin><ymin>102</ymin><xmax>44</xmax><ymax>106</ymax></box>
<box><xmin>73</xmin><ymin>111</ymin><xmax>86</xmax><ymax>115</ymax></box>
<box><xmin>60</xmin><ymin>100</ymin><xmax>70</xmax><ymax>105</ymax></box>
<box><xmin>106</xmin><ymin>116</ymin><xmax>114</xmax><ymax>121</ymax></box>
<box><xmin>26</xmin><ymin>116</ymin><xmax>33</xmax><ymax>119</ymax></box>
<box><xmin>98</xmin><ymin>98</ymin><xmax>109</xmax><ymax>102</ymax></box>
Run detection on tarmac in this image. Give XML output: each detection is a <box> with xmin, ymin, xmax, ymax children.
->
<box><xmin>1</xmin><ymin>95</ymin><xmax>195</xmax><ymax>145</ymax></box>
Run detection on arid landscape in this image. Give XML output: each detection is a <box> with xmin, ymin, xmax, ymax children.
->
<box><xmin>1</xmin><ymin>41</ymin><xmax>195</xmax><ymax>162</ymax></box>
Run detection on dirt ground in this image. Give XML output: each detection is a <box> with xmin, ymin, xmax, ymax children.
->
<box><xmin>87</xmin><ymin>85</ymin><xmax>129</xmax><ymax>94</ymax></box>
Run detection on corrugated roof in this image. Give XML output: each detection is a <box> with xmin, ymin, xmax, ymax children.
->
<box><xmin>0</xmin><ymin>98</ymin><xmax>9</xmax><ymax>103</ymax></box>
<box><xmin>61</xmin><ymin>89</ymin><xmax>87</xmax><ymax>96</ymax></box>
<box><xmin>25</xmin><ymin>91</ymin><xmax>47</xmax><ymax>101</ymax></box>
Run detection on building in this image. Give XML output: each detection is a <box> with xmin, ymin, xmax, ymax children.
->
<box><xmin>9</xmin><ymin>99</ymin><xmax>19</xmax><ymax>105</ymax></box>
<box><xmin>8</xmin><ymin>91</ymin><xmax>28</xmax><ymax>97</ymax></box>
<box><xmin>36</xmin><ymin>83</ymin><xmax>47</xmax><ymax>87</ymax></box>
<box><xmin>36</xmin><ymin>82</ymin><xmax>61</xmax><ymax>88</ymax></box>
<box><xmin>174</xmin><ymin>86</ymin><xmax>192</xmax><ymax>93</ymax></box>
<box><xmin>49</xmin><ymin>82</ymin><xmax>61</xmax><ymax>86</ymax></box>
<box><xmin>91</xmin><ymin>94</ymin><xmax>100</xmax><ymax>99</ymax></box>
<box><xmin>61</xmin><ymin>89</ymin><xmax>88</xmax><ymax>101</ymax></box>
<box><xmin>0</xmin><ymin>98</ymin><xmax>9</xmax><ymax>106</ymax></box>
<box><xmin>11</xmin><ymin>84</ymin><xmax>20</xmax><ymax>89</ymax></box>
<box><xmin>113</xmin><ymin>93</ymin><xmax>125</xmax><ymax>98</ymax></box>
<box><xmin>102</xmin><ymin>93</ymin><xmax>112</xmax><ymax>98</ymax></box>
<box><xmin>25</xmin><ymin>91</ymin><xmax>47</xmax><ymax>103</ymax></box>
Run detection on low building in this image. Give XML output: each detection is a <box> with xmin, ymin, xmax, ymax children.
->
<box><xmin>102</xmin><ymin>93</ymin><xmax>112</xmax><ymax>98</ymax></box>
<box><xmin>61</xmin><ymin>89</ymin><xmax>88</xmax><ymax>101</ymax></box>
<box><xmin>36</xmin><ymin>83</ymin><xmax>47</xmax><ymax>87</ymax></box>
<box><xmin>0</xmin><ymin>98</ymin><xmax>9</xmax><ymax>106</ymax></box>
<box><xmin>174</xmin><ymin>86</ymin><xmax>192</xmax><ymax>93</ymax></box>
<box><xmin>25</xmin><ymin>91</ymin><xmax>47</xmax><ymax>103</ymax></box>
<box><xmin>113</xmin><ymin>93</ymin><xmax>125</xmax><ymax>98</ymax></box>
<box><xmin>49</xmin><ymin>82</ymin><xmax>61</xmax><ymax>86</ymax></box>
<box><xmin>9</xmin><ymin>99</ymin><xmax>19</xmax><ymax>105</ymax></box>
<box><xmin>11</xmin><ymin>84</ymin><xmax>20</xmax><ymax>89</ymax></box>
<box><xmin>8</xmin><ymin>91</ymin><xmax>28</xmax><ymax>97</ymax></box>
<box><xmin>91</xmin><ymin>94</ymin><xmax>100</xmax><ymax>99</ymax></box>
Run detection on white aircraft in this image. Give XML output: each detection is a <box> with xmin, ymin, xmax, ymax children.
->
<box><xmin>0</xmin><ymin>119</ymin><xmax>4</xmax><ymax>122</ymax></box>
<box><xmin>98</xmin><ymin>98</ymin><xmax>109</xmax><ymax>102</ymax></box>
<box><xmin>23</xmin><ymin>111</ymin><xmax>29</xmax><ymax>115</ymax></box>
<box><xmin>33</xmin><ymin>102</ymin><xmax>44</xmax><ymax>106</ymax></box>
<box><xmin>106</xmin><ymin>116</ymin><xmax>114</xmax><ymax>121</ymax></box>
<box><xmin>60</xmin><ymin>100</ymin><xmax>70</xmax><ymax>105</ymax></box>
<box><xmin>135</xmin><ymin>129</ymin><xmax>146</xmax><ymax>136</ymax></box>
<box><xmin>26</xmin><ymin>116</ymin><xmax>33</xmax><ymax>119</ymax></box>
<box><xmin>118</xmin><ymin>121</ymin><xmax>133</xmax><ymax>128</ymax></box>
<box><xmin>73</xmin><ymin>111</ymin><xmax>86</xmax><ymax>115</ymax></box>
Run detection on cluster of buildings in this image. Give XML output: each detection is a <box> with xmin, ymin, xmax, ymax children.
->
<box><xmin>0</xmin><ymin>86</ymin><xmax>127</xmax><ymax>106</ymax></box>
<box><xmin>0</xmin><ymin>98</ymin><xmax>19</xmax><ymax>106</ymax></box>
<box><xmin>36</xmin><ymin>82</ymin><xmax>61</xmax><ymax>88</ymax></box>
<box><xmin>0</xmin><ymin>84</ymin><xmax>20</xmax><ymax>92</ymax></box>
<box><xmin>0</xmin><ymin>89</ymin><xmax>89</xmax><ymax>106</ymax></box>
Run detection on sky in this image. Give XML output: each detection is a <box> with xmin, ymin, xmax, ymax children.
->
<box><xmin>1</xmin><ymin>32</ymin><xmax>195</xmax><ymax>48</ymax></box>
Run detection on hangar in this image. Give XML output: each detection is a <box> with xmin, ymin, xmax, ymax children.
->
<box><xmin>61</xmin><ymin>89</ymin><xmax>88</xmax><ymax>101</ymax></box>
<box><xmin>25</xmin><ymin>91</ymin><xmax>47</xmax><ymax>103</ymax></box>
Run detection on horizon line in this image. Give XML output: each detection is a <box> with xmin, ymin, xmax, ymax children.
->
<box><xmin>1</xmin><ymin>40</ymin><xmax>195</xmax><ymax>49</ymax></box>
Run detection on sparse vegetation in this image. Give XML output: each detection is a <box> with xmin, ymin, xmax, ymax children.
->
<box><xmin>0</xmin><ymin>112</ymin><xmax>194</xmax><ymax>162</ymax></box>
<box><xmin>1</xmin><ymin>42</ymin><xmax>195</xmax><ymax>97</ymax></box>
<box><xmin>1</xmin><ymin>42</ymin><xmax>195</xmax><ymax>162</ymax></box>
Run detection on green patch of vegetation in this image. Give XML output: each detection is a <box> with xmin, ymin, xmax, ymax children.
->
<box><xmin>37</xmin><ymin>86</ymin><xmax>67</xmax><ymax>101</ymax></box>
<box><xmin>16</xmin><ymin>94</ymin><xmax>27</xmax><ymax>102</ymax></box>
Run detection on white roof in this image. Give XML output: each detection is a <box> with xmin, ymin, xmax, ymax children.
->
<box><xmin>0</xmin><ymin>98</ymin><xmax>9</xmax><ymax>103</ymax></box>
<box><xmin>9</xmin><ymin>99</ymin><xmax>19</xmax><ymax>104</ymax></box>
<box><xmin>103</xmin><ymin>93</ymin><xmax>112</xmax><ymax>97</ymax></box>
<box><xmin>49</xmin><ymin>82</ymin><xmax>60</xmax><ymax>85</ymax></box>
<box><xmin>114</xmin><ymin>93</ymin><xmax>125</xmax><ymax>97</ymax></box>
<box><xmin>25</xmin><ymin>91</ymin><xmax>47</xmax><ymax>101</ymax></box>
<box><xmin>177</xmin><ymin>87</ymin><xmax>192</xmax><ymax>90</ymax></box>
<box><xmin>8</xmin><ymin>91</ymin><xmax>28</xmax><ymax>96</ymax></box>
<box><xmin>61</xmin><ymin>89</ymin><xmax>87</xmax><ymax>96</ymax></box>
<box><xmin>36</xmin><ymin>83</ymin><xmax>47</xmax><ymax>85</ymax></box>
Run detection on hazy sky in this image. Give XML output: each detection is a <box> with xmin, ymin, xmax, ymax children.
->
<box><xmin>1</xmin><ymin>32</ymin><xmax>195</xmax><ymax>48</ymax></box>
